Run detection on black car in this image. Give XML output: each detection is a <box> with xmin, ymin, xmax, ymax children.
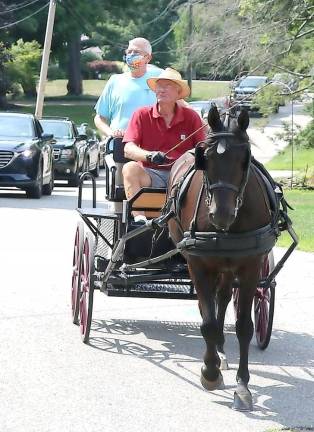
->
<box><xmin>232</xmin><ymin>75</ymin><xmax>269</xmax><ymax>110</ymax></box>
<box><xmin>0</xmin><ymin>112</ymin><xmax>54</xmax><ymax>198</ymax></box>
<box><xmin>40</xmin><ymin>117</ymin><xmax>100</xmax><ymax>186</ymax></box>
<box><xmin>77</xmin><ymin>123</ymin><xmax>104</xmax><ymax>168</ymax></box>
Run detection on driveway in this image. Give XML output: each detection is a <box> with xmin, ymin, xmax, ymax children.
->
<box><xmin>248</xmin><ymin>101</ymin><xmax>311</xmax><ymax>166</ymax></box>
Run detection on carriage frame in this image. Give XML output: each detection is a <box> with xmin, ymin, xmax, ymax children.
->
<box><xmin>71</xmin><ymin>138</ymin><xmax>298</xmax><ymax>348</ymax></box>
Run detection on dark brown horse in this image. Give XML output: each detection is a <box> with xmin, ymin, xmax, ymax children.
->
<box><xmin>167</xmin><ymin>106</ymin><xmax>277</xmax><ymax>411</ymax></box>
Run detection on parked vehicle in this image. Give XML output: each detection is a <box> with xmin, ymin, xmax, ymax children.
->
<box><xmin>189</xmin><ymin>99</ymin><xmax>226</xmax><ymax>119</ymax></box>
<box><xmin>272</xmin><ymin>73</ymin><xmax>299</xmax><ymax>94</ymax></box>
<box><xmin>232</xmin><ymin>75</ymin><xmax>269</xmax><ymax>110</ymax></box>
<box><xmin>40</xmin><ymin>117</ymin><xmax>100</xmax><ymax>186</ymax></box>
<box><xmin>77</xmin><ymin>123</ymin><xmax>104</xmax><ymax>168</ymax></box>
<box><xmin>0</xmin><ymin>112</ymin><xmax>54</xmax><ymax>198</ymax></box>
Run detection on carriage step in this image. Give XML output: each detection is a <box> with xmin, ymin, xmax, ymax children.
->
<box><xmin>107</xmin><ymin>282</ymin><xmax>197</xmax><ymax>299</ymax></box>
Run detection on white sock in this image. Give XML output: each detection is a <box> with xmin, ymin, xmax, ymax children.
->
<box><xmin>134</xmin><ymin>215</ymin><xmax>147</xmax><ymax>223</ymax></box>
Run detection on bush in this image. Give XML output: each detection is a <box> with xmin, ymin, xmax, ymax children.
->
<box><xmin>86</xmin><ymin>60</ymin><xmax>122</xmax><ymax>79</ymax></box>
<box><xmin>295</xmin><ymin>120</ymin><xmax>314</xmax><ymax>149</ymax></box>
<box><xmin>252</xmin><ymin>85</ymin><xmax>285</xmax><ymax>116</ymax></box>
<box><xmin>276</xmin><ymin>119</ymin><xmax>314</xmax><ymax>150</ymax></box>
<box><xmin>48</xmin><ymin>64</ymin><xmax>66</xmax><ymax>80</ymax></box>
<box><xmin>7</xmin><ymin>39</ymin><xmax>41</xmax><ymax>97</ymax></box>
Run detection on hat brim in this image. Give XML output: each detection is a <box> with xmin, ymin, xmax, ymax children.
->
<box><xmin>147</xmin><ymin>77</ymin><xmax>191</xmax><ymax>99</ymax></box>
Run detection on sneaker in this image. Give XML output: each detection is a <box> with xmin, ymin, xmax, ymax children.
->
<box><xmin>134</xmin><ymin>215</ymin><xmax>148</xmax><ymax>225</ymax></box>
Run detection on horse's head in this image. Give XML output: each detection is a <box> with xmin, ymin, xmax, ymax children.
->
<box><xmin>195</xmin><ymin>106</ymin><xmax>251</xmax><ymax>231</ymax></box>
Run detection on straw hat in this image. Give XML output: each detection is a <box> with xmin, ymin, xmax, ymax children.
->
<box><xmin>147</xmin><ymin>67</ymin><xmax>191</xmax><ymax>99</ymax></box>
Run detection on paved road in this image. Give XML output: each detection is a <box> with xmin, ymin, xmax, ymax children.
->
<box><xmin>1</xmin><ymin>173</ymin><xmax>313</xmax><ymax>430</ymax></box>
<box><xmin>248</xmin><ymin>101</ymin><xmax>312</xmax><ymax>165</ymax></box>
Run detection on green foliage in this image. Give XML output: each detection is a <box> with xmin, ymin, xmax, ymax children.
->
<box><xmin>274</xmin><ymin>117</ymin><xmax>314</xmax><ymax>150</ymax></box>
<box><xmin>276</xmin><ymin>189</ymin><xmax>314</xmax><ymax>252</ymax></box>
<box><xmin>252</xmin><ymin>85</ymin><xmax>284</xmax><ymax>116</ymax></box>
<box><xmin>0</xmin><ymin>41</ymin><xmax>12</xmax><ymax>106</ymax></box>
<box><xmin>7</xmin><ymin>39</ymin><xmax>41</xmax><ymax>97</ymax></box>
<box><xmin>48</xmin><ymin>64</ymin><xmax>66</xmax><ymax>81</ymax></box>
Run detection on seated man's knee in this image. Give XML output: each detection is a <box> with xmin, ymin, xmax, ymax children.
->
<box><xmin>122</xmin><ymin>161</ymin><xmax>141</xmax><ymax>178</ymax></box>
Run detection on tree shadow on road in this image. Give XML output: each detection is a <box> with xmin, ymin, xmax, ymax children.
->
<box><xmin>88</xmin><ymin>318</ymin><xmax>314</xmax><ymax>426</ymax></box>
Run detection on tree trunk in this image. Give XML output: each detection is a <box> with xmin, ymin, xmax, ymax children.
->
<box><xmin>66</xmin><ymin>32</ymin><xmax>82</xmax><ymax>95</ymax></box>
<box><xmin>0</xmin><ymin>94</ymin><xmax>7</xmax><ymax>109</ymax></box>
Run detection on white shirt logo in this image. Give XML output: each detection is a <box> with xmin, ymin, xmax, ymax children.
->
<box><xmin>180</xmin><ymin>134</ymin><xmax>186</xmax><ymax>140</ymax></box>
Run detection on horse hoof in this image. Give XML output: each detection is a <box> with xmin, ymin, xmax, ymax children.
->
<box><xmin>200</xmin><ymin>370</ymin><xmax>225</xmax><ymax>391</ymax></box>
<box><xmin>232</xmin><ymin>389</ymin><xmax>253</xmax><ymax>411</ymax></box>
<box><xmin>218</xmin><ymin>353</ymin><xmax>229</xmax><ymax>370</ymax></box>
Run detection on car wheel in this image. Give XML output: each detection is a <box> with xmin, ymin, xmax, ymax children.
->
<box><xmin>91</xmin><ymin>157</ymin><xmax>100</xmax><ymax>177</ymax></box>
<box><xmin>42</xmin><ymin>169</ymin><xmax>54</xmax><ymax>195</ymax></box>
<box><xmin>26</xmin><ymin>165</ymin><xmax>43</xmax><ymax>199</ymax></box>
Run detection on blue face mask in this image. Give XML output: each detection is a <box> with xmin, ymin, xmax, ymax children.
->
<box><xmin>124</xmin><ymin>53</ymin><xmax>145</xmax><ymax>69</ymax></box>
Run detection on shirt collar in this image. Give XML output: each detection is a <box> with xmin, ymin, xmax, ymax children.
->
<box><xmin>152</xmin><ymin>102</ymin><xmax>185</xmax><ymax>125</ymax></box>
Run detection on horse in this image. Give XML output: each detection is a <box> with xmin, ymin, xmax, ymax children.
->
<box><xmin>167</xmin><ymin>106</ymin><xmax>278</xmax><ymax>411</ymax></box>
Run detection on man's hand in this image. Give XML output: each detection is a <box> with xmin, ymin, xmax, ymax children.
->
<box><xmin>146</xmin><ymin>151</ymin><xmax>167</xmax><ymax>164</ymax></box>
<box><xmin>112</xmin><ymin>129</ymin><xmax>124</xmax><ymax>138</ymax></box>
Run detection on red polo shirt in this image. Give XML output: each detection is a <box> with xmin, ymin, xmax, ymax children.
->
<box><xmin>123</xmin><ymin>103</ymin><xmax>206</xmax><ymax>170</ymax></box>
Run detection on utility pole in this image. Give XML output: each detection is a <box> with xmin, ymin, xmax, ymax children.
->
<box><xmin>35</xmin><ymin>0</ymin><xmax>57</xmax><ymax>119</ymax></box>
<box><xmin>187</xmin><ymin>2</ymin><xmax>193</xmax><ymax>93</ymax></box>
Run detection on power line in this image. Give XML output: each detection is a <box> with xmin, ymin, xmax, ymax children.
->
<box><xmin>0</xmin><ymin>2</ymin><xmax>49</xmax><ymax>29</ymax></box>
<box><xmin>0</xmin><ymin>0</ymin><xmax>44</xmax><ymax>15</ymax></box>
<box><xmin>144</xmin><ymin>0</ymin><xmax>179</xmax><ymax>26</ymax></box>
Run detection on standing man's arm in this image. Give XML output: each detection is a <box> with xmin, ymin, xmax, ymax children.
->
<box><xmin>94</xmin><ymin>114</ymin><xmax>124</xmax><ymax>138</ymax></box>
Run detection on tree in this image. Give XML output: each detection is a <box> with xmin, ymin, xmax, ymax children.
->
<box><xmin>7</xmin><ymin>39</ymin><xmax>41</xmax><ymax>97</ymax></box>
<box><xmin>0</xmin><ymin>41</ymin><xmax>12</xmax><ymax>108</ymax></box>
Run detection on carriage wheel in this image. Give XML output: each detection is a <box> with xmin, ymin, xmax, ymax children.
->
<box><xmin>79</xmin><ymin>231</ymin><xmax>95</xmax><ymax>343</ymax></box>
<box><xmin>254</xmin><ymin>251</ymin><xmax>275</xmax><ymax>350</ymax></box>
<box><xmin>71</xmin><ymin>221</ymin><xmax>84</xmax><ymax>325</ymax></box>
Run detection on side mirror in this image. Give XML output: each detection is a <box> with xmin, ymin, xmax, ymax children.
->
<box><xmin>42</xmin><ymin>133</ymin><xmax>54</xmax><ymax>140</ymax></box>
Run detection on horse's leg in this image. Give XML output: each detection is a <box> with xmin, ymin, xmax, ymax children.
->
<box><xmin>190</xmin><ymin>261</ymin><xmax>224</xmax><ymax>391</ymax></box>
<box><xmin>216</xmin><ymin>272</ymin><xmax>233</xmax><ymax>370</ymax></box>
<box><xmin>233</xmin><ymin>262</ymin><xmax>261</xmax><ymax>411</ymax></box>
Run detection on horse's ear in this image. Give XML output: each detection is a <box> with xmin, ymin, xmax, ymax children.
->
<box><xmin>207</xmin><ymin>105</ymin><xmax>223</xmax><ymax>131</ymax></box>
<box><xmin>237</xmin><ymin>109</ymin><xmax>249</xmax><ymax>131</ymax></box>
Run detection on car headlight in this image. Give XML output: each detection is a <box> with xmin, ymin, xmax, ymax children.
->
<box><xmin>21</xmin><ymin>149</ymin><xmax>34</xmax><ymax>158</ymax></box>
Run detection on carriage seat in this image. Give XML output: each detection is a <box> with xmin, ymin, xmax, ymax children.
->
<box><xmin>127</xmin><ymin>187</ymin><xmax>167</xmax><ymax>220</ymax></box>
<box><xmin>104</xmin><ymin>137</ymin><xmax>129</xmax><ymax>202</ymax></box>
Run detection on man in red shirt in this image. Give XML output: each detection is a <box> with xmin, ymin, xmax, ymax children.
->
<box><xmin>123</xmin><ymin>68</ymin><xmax>206</xmax><ymax>222</ymax></box>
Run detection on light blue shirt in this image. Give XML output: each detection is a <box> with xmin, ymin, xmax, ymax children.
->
<box><xmin>94</xmin><ymin>67</ymin><xmax>162</xmax><ymax>131</ymax></box>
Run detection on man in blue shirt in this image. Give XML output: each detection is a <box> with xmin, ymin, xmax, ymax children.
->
<box><xmin>94</xmin><ymin>37</ymin><xmax>162</xmax><ymax>138</ymax></box>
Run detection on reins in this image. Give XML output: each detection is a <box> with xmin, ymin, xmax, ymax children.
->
<box><xmin>163</xmin><ymin>122</ymin><xmax>208</xmax><ymax>157</ymax></box>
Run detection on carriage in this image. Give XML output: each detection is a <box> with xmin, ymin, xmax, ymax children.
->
<box><xmin>71</xmin><ymin>108</ymin><xmax>298</xmax><ymax>411</ymax></box>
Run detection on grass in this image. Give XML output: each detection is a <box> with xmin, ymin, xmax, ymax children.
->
<box><xmin>4</xmin><ymin>102</ymin><xmax>96</xmax><ymax>128</ymax></box>
<box><xmin>43</xmin><ymin>79</ymin><xmax>230</xmax><ymax>101</ymax></box>
<box><xmin>266</xmin><ymin>145</ymin><xmax>314</xmax><ymax>171</ymax></box>
<box><xmin>2</xmin><ymin>79</ymin><xmax>231</xmax><ymax>128</ymax></box>
<box><xmin>277</xmin><ymin>189</ymin><xmax>314</xmax><ymax>252</ymax></box>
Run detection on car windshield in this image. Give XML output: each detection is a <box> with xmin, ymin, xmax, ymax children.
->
<box><xmin>40</xmin><ymin>120</ymin><xmax>73</xmax><ymax>139</ymax></box>
<box><xmin>0</xmin><ymin>116</ymin><xmax>34</xmax><ymax>138</ymax></box>
<box><xmin>239</xmin><ymin>77</ymin><xmax>267</xmax><ymax>88</ymax></box>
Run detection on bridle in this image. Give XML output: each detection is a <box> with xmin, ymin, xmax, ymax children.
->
<box><xmin>201</xmin><ymin>131</ymin><xmax>251</xmax><ymax>217</ymax></box>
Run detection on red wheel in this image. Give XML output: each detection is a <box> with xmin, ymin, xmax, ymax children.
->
<box><xmin>71</xmin><ymin>221</ymin><xmax>84</xmax><ymax>324</ymax></box>
<box><xmin>254</xmin><ymin>251</ymin><xmax>275</xmax><ymax>350</ymax></box>
<box><xmin>79</xmin><ymin>231</ymin><xmax>95</xmax><ymax>343</ymax></box>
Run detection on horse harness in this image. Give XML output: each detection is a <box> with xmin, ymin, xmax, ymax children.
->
<box><xmin>163</xmin><ymin>131</ymin><xmax>287</xmax><ymax>257</ymax></box>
